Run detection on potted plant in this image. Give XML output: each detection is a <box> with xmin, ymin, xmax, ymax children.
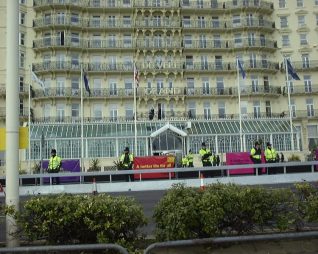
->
<box><xmin>85</xmin><ymin>158</ymin><xmax>109</xmax><ymax>183</ymax></box>
<box><xmin>286</xmin><ymin>154</ymin><xmax>311</xmax><ymax>173</ymax></box>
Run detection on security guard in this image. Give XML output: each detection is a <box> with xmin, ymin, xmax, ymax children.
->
<box><xmin>250</xmin><ymin>141</ymin><xmax>262</xmax><ymax>175</ymax></box>
<box><xmin>181</xmin><ymin>155</ymin><xmax>188</xmax><ymax>168</ymax></box>
<box><xmin>199</xmin><ymin>142</ymin><xmax>212</xmax><ymax>167</ymax></box>
<box><xmin>211</xmin><ymin>152</ymin><xmax>217</xmax><ymax>166</ymax></box>
<box><xmin>265</xmin><ymin>142</ymin><xmax>277</xmax><ymax>174</ymax></box>
<box><xmin>48</xmin><ymin>149</ymin><xmax>62</xmax><ymax>185</ymax></box>
<box><xmin>186</xmin><ymin>149</ymin><xmax>194</xmax><ymax>167</ymax></box>
<box><xmin>119</xmin><ymin>147</ymin><xmax>134</xmax><ymax>182</ymax></box>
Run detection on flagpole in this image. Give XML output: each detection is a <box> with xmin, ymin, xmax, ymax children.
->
<box><xmin>284</xmin><ymin>58</ymin><xmax>295</xmax><ymax>151</ymax></box>
<box><xmin>236</xmin><ymin>58</ymin><xmax>243</xmax><ymax>152</ymax></box>
<box><xmin>80</xmin><ymin>66</ymin><xmax>84</xmax><ymax>171</ymax></box>
<box><xmin>133</xmin><ymin>62</ymin><xmax>137</xmax><ymax>155</ymax></box>
<box><xmin>28</xmin><ymin>65</ymin><xmax>32</xmax><ymax>173</ymax></box>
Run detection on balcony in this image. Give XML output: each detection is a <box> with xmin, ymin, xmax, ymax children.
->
<box><xmin>135</xmin><ymin>18</ymin><xmax>181</xmax><ymax>29</ymax></box>
<box><xmin>180</xmin><ymin>0</ymin><xmax>273</xmax><ymax>13</ymax></box>
<box><xmin>292</xmin><ymin>110</ymin><xmax>318</xmax><ymax>120</ymax></box>
<box><xmin>33</xmin><ymin>16</ymin><xmax>133</xmax><ymax>30</ymax></box>
<box><xmin>226</xmin><ymin>18</ymin><xmax>275</xmax><ymax>32</ymax></box>
<box><xmin>184</xmin><ymin>60</ymin><xmax>279</xmax><ymax>73</ymax></box>
<box><xmin>33</xmin><ymin>36</ymin><xmax>135</xmax><ymax>51</ymax></box>
<box><xmin>183</xmin><ymin>38</ymin><xmax>276</xmax><ymax>51</ymax></box>
<box><xmin>287</xmin><ymin>60</ymin><xmax>318</xmax><ymax>72</ymax></box>
<box><xmin>33</xmin><ymin>0</ymin><xmax>133</xmax><ymax>9</ymax></box>
<box><xmin>0</xmin><ymin>84</ymin><xmax>30</xmax><ymax>96</ymax></box>
<box><xmin>282</xmin><ymin>84</ymin><xmax>318</xmax><ymax>95</ymax></box>
<box><xmin>182</xmin><ymin>20</ymin><xmax>227</xmax><ymax>31</ymax></box>
<box><xmin>0</xmin><ymin>107</ymin><xmax>30</xmax><ymax>120</ymax></box>
<box><xmin>32</xmin><ymin>61</ymin><xmax>135</xmax><ymax>74</ymax></box>
<box><xmin>136</xmin><ymin>39</ymin><xmax>182</xmax><ymax>50</ymax></box>
<box><xmin>134</xmin><ymin>0</ymin><xmax>179</xmax><ymax>8</ymax></box>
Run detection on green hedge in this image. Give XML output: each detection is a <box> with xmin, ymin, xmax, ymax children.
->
<box><xmin>153</xmin><ymin>183</ymin><xmax>318</xmax><ymax>241</ymax></box>
<box><xmin>7</xmin><ymin>194</ymin><xmax>147</xmax><ymax>249</ymax></box>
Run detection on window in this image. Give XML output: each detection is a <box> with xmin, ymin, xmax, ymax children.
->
<box><xmin>19</xmin><ymin>51</ymin><xmax>25</xmax><ymax>68</ymax></box>
<box><xmin>198</xmin><ymin>16</ymin><xmax>205</xmax><ymax>28</ymax></box>
<box><xmin>71</xmin><ymin>33</ymin><xmax>79</xmax><ymax>46</ymax></box>
<box><xmin>56</xmin><ymin>77</ymin><xmax>65</xmax><ymax>96</ymax></box>
<box><xmin>265</xmin><ymin>101</ymin><xmax>271</xmax><ymax>117</ymax></box>
<box><xmin>199</xmin><ymin>34</ymin><xmax>207</xmax><ymax>48</ymax></box>
<box><xmin>248</xmin><ymin>33</ymin><xmax>255</xmax><ymax>46</ymax></box>
<box><xmin>253</xmin><ymin>101</ymin><xmax>261</xmax><ymax>118</ymax></box>
<box><xmin>300</xmin><ymin>34</ymin><xmax>308</xmax><ymax>45</ymax></box>
<box><xmin>213</xmin><ymin>34</ymin><xmax>221</xmax><ymax>48</ymax></box>
<box><xmin>183</xmin><ymin>16</ymin><xmax>191</xmax><ymax>27</ymax></box>
<box><xmin>19</xmin><ymin>12</ymin><xmax>26</xmax><ymax>25</ymax></box>
<box><xmin>249</xmin><ymin>53</ymin><xmax>257</xmax><ymax>68</ymax></box>
<box><xmin>260</xmin><ymin>34</ymin><xmax>266</xmax><ymax>46</ymax></box>
<box><xmin>307</xmin><ymin>125</ymin><xmax>318</xmax><ymax>150</ymax></box>
<box><xmin>218</xmin><ymin>101</ymin><xmax>225</xmax><ymax>118</ymax></box>
<box><xmin>109</xmin><ymin>79</ymin><xmax>117</xmax><ymax>95</ymax></box>
<box><xmin>57</xmin><ymin>12</ymin><xmax>65</xmax><ymax>25</ymax></box>
<box><xmin>203</xmin><ymin>102</ymin><xmax>211</xmax><ymax>119</ymax></box>
<box><xmin>298</xmin><ymin>15</ymin><xmax>305</xmax><ymax>27</ymax></box>
<box><xmin>187</xmin><ymin>101</ymin><xmax>196</xmax><ymax>119</ymax></box>
<box><xmin>241</xmin><ymin>101</ymin><xmax>247</xmax><ymax>118</ymax></box>
<box><xmin>282</xmin><ymin>35</ymin><xmax>290</xmax><ymax>47</ymax></box>
<box><xmin>186</xmin><ymin>77</ymin><xmax>194</xmax><ymax>95</ymax></box>
<box><xmin>202</xmin><ymin>77</ymin><xmax>210</xmax><ymax>95</ymax></box>
<box><xmin>278</xmin><ymin>0</ymin><xmax>286</xmax><ymax>8</ymax></box>
<box><xmin>280</xmin><ymin>16</ymin><xmax>288</xmax><ymax>28</ymax></box>
<box><xmin>156</xmin><ymin>79</ymin><xmax>163</xmax><ymax>93</ymax></box>
<box><xmin>184</xmin><ymin>35</ymin><xmax>192</xmax><ymax>48</ymax></box>
<box><xmin>110</xmin><ymin>105</ymin><xmax>117</xmax><ymax>121</ymax></box>
<box><xmin>296</xmin><ymin>0</ymin><xmax>303</xmax><ymax>7</ymax></box>
<box><xmin>91</xmin><ymin>15</ymin><xmax>100</xmax><ymax>27</ymax></box>
<box><xmin>185</xmin><ymin>55</ymin><xmax>193</xmax><ymax>69</ymax></box>
<box><xmin>56</xmin><ymin>103</ymin><xmax>65</xmax><ymax>122</ymax></box>
<box><xmin>71</xmin><ymin>77</ymin><xmax>79</xmax><ymax>95</ymax></box>
<box><xmin>246</xmin><ymin>13</ymin><xmax>253</xmax><ymax>26</ymax></box>
<box><xmin>71</xmin><ymin>104</ymin><xmax>80</xmax><ymax>121</ymax></box>
<box><xmin>306</xmin><ymin>99</ymin><xmax>314</xmax><ymax>117</ymax></box>
<box><xmin>201</xmin><ymin>55</ymin><xmax>208</xmax><ymax>70</ymax></box>
<box><xmin>108</xmin><ymin>34</ymin><xmax>116</xmax><ymax>47</ymax></box>
<box><xmin>216</xmin><ymin>77</ymin><xmax>224</xmax><ymax>95</ymax></box>
<box><xmin>20</xmin><ymin>0</ymin><xmax>26</xmax><ymax>4</ymax></box>
<box><xmin>71</xmin><ymin>54</ymin><xmax>79</xmax><ymax>68</ymax></box>
<box><xmin>123</xmin><ymin>16</ymin><xmax>131</xmax><ymax>27</ymax></box>
<box><xmin>71</xmin><ymin>13</ymin><xmax>79</xmax><ymax>24</ymax></box>
<box><xmin>19</xmin><ymin>33</ymin><xmax>25</xmax><ymax>46</ymax></box>
<box><xmin>302</xmin><ymin>54</ymin><xmax>310</xmax><ymax>68</ymax></box>
<box><xmin>43</xmin><ymin>104</ymin><xmax>51</xmax><ymax>121</ymax></box>
<box><xmin>304</xmin><ymin>75</ymin><xmax>312</xmax><ymax>93</ymax></box>
<box><xmin>251</xmin><ymin>75</ymin><xmax>259</xmax><ymax>92</ymax></box>
<box><xmin>93</xmin><ymin>104</ymin><xmax>103</xmax><ymax>120</ymax></box>
<box><xmin>316</xmin><ymin>14</ymin><xmax>318</xmax><ymax>26</ymax></box>
<box><xmin>125</xmin><ymin>79</ymin><xmax>133</xmax><ymax>95</ymax></box>
<box><xmin>123</xmin><ymin>0</ymin><xmax>131</xmax><ymax>6</ymax></box>
<box><xmin>92</xmin><ymin>34</ymin><xmax>101</xmax><ymax>48</ymax></box>
<box><xmin>290</xmin><ymin>99</ymin><xmax>296</xmax><ymax>117</ymax></box>
<box><xmin>19</xmin><ymin>99</ymin><xmax>24</xmax><ymax>116</ymax></box>
<box><xmin>232</xmin><ymin>15</ymin><xmax>241</xmax><ymax>27</ymax></box>
<box><xmin>93</xmin><ymin>79</ymin><xmax>102</xmax><ymax>96</ymax></box>
<box><xmin>234</xmin><ymin>33</ymin><xmax>242</xmax><ymax>47</ymax></box>
<box><xmin>19</xmin><ymin>76</ymin><xmax>24</xmax><ymax>92</ymax></box>
<box><xmin>108</xmin><ymin>16</ymin><xmax>116</xmax><ymax>27</ymax></box>
<box><xmin>123</xmin><ymin>34</ymin><xmax>132</xmax><ymax>48</ymax></box>
<box><xmin>212</xmin><ymin>16</ymin><xmax>219</xmax><ymax>28</ymax></box>
<box><xmin>215</xmin><ymin>56</ymin><xmax>223</xmax><ymax>70</ymax></box>
<box><xmin>125</xmin><ymin>104</ymin><xmax>133</xmax><ymax>120</ymax></box>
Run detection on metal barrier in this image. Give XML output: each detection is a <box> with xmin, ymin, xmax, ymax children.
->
<box><xmin>144</xmin><ymin>231</ymin><xmax>318</xmax><ymax>254</ymax></box>
<box><xmin>0</xmin><ymin>161</ymin><xmax>317</xmax><ymax>186</ymax></box>
<box><xmin>0</xmin><ymin>243</ymin><xmax>129</xmax><ymax>253</ymax></box>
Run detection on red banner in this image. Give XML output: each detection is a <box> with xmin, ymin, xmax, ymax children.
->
<box><xmin>134</xmin><ymin>156</ymin><xmax>175</xmax><ymax>179</ymax></box>
<box><xmin>226</xmin><ymin>152</ymin><xmax>265</xmax><ymax>175</ymax></box>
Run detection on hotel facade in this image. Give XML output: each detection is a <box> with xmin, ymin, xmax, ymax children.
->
<box><xmin>0</xmin><ymin>0</ymin><xmax>318</xmax><ymax>169</ymax></box>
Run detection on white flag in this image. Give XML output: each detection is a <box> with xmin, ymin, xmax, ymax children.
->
<box><xmin>31</xmin><ymin>71</ymin><xmax>45</xmax><ymax>90</ymax></box>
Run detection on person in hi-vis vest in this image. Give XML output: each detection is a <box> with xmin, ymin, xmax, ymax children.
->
<box><xmin>48</xmin><ymin>148</ymin><xmax>62</xmax><ymax>185</ymax></box>
<box><xmin>250</xmin><ymin>141</ymin><xmax>262</xmax><ymax>175</ymax></box>
<box><xmin>119</xmin><ymin>147</ymin><xmax>134</xmax><ymax>182</ymax></box>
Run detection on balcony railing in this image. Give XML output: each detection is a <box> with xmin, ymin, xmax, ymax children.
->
<box><xmin>135</xmin><ymin>18</ymin><xmax>181</xmax><ymax>28</ymax></box>
<box><xmin>33</xmin><ymin>36</ymin><xmax>136</xmax><ymax>50</ymax></box>
<box><xmin>180</xmin><ymin>0</ymin><xmax>273</xmax><ymax>11</ymax></box>
<box><xmin>184</xmin><ymin>38</ymin><xmax>276</xmax><ymax>50</ymax></box>
<box><xmin>284</xmin><ymin>60</ymin><xmax>318</xmax><ymax>72</ymax></box>
<box><xmin>0</xmin><ymin>85</ymin><xmax>30</xmax><ymax>95</ymax></box>
<box><xmin>33</xmin><ymin>0</ymin><xmax>273</xmax><ymax>12</ymax></box>
<box><xmin>0</xmin><ymin>107</ymin><xmax>30</xmax><ymax>118</ymax></box>
<box><xmin>282</xmin><ymin>84</ymin><xmax>318</xmax><ymax>95</ymax></box>
<box><xmin>32</xmin><ymin>60</ymin><xmax>279</xmax><ymax>73</ymax></box>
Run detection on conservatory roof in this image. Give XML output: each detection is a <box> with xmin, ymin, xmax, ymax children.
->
<box><xmin>30</xmin><ymin>119</ymin><xmax>295</xmax><ymax>139</ymax></box>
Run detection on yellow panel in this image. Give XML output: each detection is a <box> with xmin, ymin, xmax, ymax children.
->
<box><xmin>0</xmin><ymin>127</ymin><xmax>29</xmax><ymax>151</ymax></box>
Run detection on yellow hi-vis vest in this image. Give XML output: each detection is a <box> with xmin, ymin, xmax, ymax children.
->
<box><xmin>48</xmin><ymin>156</ymin><xmax>62</xmax><ymax>172</ymax></box>
<box><xmin>119</xmin><ymin>153</ymin><xmax>134</xmax><ymax>167</ymax></box>
<box><xmin>265</xmin><ymin>148</ymin><xmax>277</xmax><ymax>161</ymax></box>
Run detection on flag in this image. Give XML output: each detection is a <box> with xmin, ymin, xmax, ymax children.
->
<box><xmin>286</xmin><ymin>59</ymin><xmax>300</xmax><ymax>80</ymax></box>
<box><xmin>31</xmin><ymin>71</ymin><xmax>45</xmax><ymax>90</ymax></box>
<box><xmin>83</xmin><ymin>71</ymin><xmax>91</xmax><ymax>96</ymax></box>
<box><xmin>237</xmin><ymin>58</ymin><xmax>246</xmax><ymax>79</ymax></box>
<box><xmin>134</xmin><ymin>63</ymin><xmax>139</xmax><ymax>87</ymax></box>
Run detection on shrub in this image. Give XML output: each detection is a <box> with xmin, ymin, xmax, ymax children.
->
<box><xmin>153</xmin><ymin>184</ymin><xmax>203</xmax><ymax>241</ymax></box>
<box><xmin>7</xmin><ymin>194</ymin><xmax>147</xmax><ymax>250</ymax></box>
<box><xmin>87</xmin><ymin>158</ymin><xmax>101</xmax><ymax>172</ymax></box>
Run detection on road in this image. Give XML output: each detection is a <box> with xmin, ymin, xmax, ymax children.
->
<box><xmin>0</xmin><ymin>190</ymin><xmax>166</xmax><ymax>244</ymax></box>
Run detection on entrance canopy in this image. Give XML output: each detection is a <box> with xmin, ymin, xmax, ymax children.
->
<box><xmin>150</xmin><ymin>123</ymin><xmax>187</xmax><ymax>138</ymax></box>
